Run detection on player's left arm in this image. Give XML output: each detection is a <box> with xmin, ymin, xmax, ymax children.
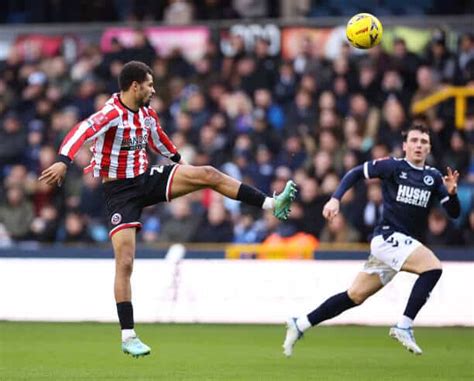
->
<box><xmin>323</xmin><ymin>164</ymin><xmax>365</xmax><ymax>220</ymax></box>
<box><xmin>438</xmin><ymin>167</ymin><xmax>460</xmax><ymax>218</ymax></box>
<box><xmin>147</xmin><ymin>108</ymin><xmax>183</xmax><ymax>164</ymax></box>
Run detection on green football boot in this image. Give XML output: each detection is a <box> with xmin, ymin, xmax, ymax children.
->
<box><xmin>122</xmin><ymin>337</ymin><xmax>151</xmax><ymax>358</ymax></box>
<box><xmin>273</xmin><ymin>180</ymin><xmax>298</xmax><ymax>220</ymax></box>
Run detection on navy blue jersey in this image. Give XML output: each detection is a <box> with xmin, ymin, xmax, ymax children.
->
<box><xmin>363</xmin><ymin>157</ymin><xmax>450</xmax><ymax>241</ymax></box>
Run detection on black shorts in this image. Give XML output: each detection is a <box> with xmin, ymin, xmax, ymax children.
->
<box><xmin>103</xmin><ymin>164</ymin><xmax>179</xmax><ymax>237</ymax></box>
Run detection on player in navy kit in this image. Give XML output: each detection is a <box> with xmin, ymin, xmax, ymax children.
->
<box><xmin>283</xmin><ymin>124</ymin><xmax>460</xmax><ymax>356</ymax></box>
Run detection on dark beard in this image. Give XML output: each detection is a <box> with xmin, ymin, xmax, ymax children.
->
<box><xmin>139</xmin><ymin>97</ymin><xmax>151</xmax><ymax>108</ymax></box>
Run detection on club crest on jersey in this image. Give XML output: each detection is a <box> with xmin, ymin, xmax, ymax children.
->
<box><xmin>144</xmin><ymin>117</ymin><xmax>156</xmax><ymax>129</ymax></box>
<box><xmin>423</xmin><ymin>175</ymin><xmax>434</xmax><ymax>186</ymax></box>
<box><xmin>111</xmin><ymin>213</ymin><xmax>122</xmax><ymax>225</ymax></box>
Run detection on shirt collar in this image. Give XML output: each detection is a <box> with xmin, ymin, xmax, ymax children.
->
<box><xmin>403</xmin><ymin>158</ymin><xmax>425</xmax><ymax>170</ymax></box>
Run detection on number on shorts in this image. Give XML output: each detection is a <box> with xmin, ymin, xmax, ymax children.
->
<box><xmin>386</xmin><ymin>235</ymin><xmax>399</xmax><ymax>248</ymax></box>
<box><xmin>151</xmin><ymin>166</ymin><xmax>164</xmax><ymax>175</ymax></box>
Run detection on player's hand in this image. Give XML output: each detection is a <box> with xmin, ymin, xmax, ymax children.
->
<box><xmin>322</xmin><ymin>197</ymin><xmax>340</xmax><ymax>221</ymax></box>
<box><xmin>38</xmin><ymin>162</ymin><xmax>68</xmax><ymax>187</ymax></box>
<box><xmin>443</xmin><ymin>166</ymin><xmax>459</xmax><ymax>195</ymax></box>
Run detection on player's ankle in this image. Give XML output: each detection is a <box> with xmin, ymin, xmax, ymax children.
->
<box><xmin>121</xmin><ymin>328</ymin><xmax>136</xmax><ymax>342</ymax></box>
<box><xmin>262</xmin><ymin>197</ymin><xmax>274</xmax><ymax>210</ymax></box>
<box><xmin>396</xmin><ymin>316</ymin><xmax>413</xmax><ymax>329</ymax></box>
<box><xmin>296</xmin><ymin>316</ymin><xmax>311</xmax><ymax>332</ymax></box>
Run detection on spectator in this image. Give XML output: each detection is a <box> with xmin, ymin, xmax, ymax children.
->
<box><xmin>362</xmin><ymin>182</ymin><xmax>384</xmax><ymax>241</ymax></box>
<box><xmin>377</xmin><ymin>98</ymin><xmax>407</xmax><ymax>153</ymax></box>
<box><xmin>285</xmin><ymin>89</ymin><xmax>317</xmax><ymax>137</ymax></box>
<box><xmin>0</xmin><ymin>112</ymin><xmax>26</xmax><ymax>167</ymax></box>
<box><xmin>425</xmin><ymin>30</ymin><xmax>456</xmax><ymax>83</ymax></box>
<box><xmin>390</xmin><ymin>37</ymin><xmax>420</xmax><ymax>92</ymax></box>
<box><xmin>30</xmin><ymin>204</ymin><xmax>59</xmax><ymax>242</ymax></box>
<box><xmin>463</xmin><ymin>210</ymin><xmax>474</xmax><ymax>245</ymax></box>
<box><xmin>253</xmin><ymin>88</ymin><xmax>285</xmax><ymax>132</ymax></box>
<box><xmin>298</xmin><ymin>177</ymin><xmax>328</xmax><ymax>238</ymax></box>
<box><xmin>0</xmin><ymin>186</ymin><xmax>34</xmax><ymax>240</ymax></box>
<box><xmin>274</xmin><ymin>61</ymin><xmax>297</xmax><ymax>107</ymax></box>
<box><xmin>425</xmin><ymin>208</ymin><xmax>463</xmax><ymax>246</ymax></box>
<box><xmin>319</xmin><ymin>212</ymin><xmax>360</xmax><ymax>243</ymax></box>
<box><xmin>59</xmin><ymin>211</ymin><xmax>92</xmax><ymax>243</ymax></box>
<box><xmin>159</xmin><ymin>197</ymin><xmax>200</xmax><ymax>242</ymax></box>
<box><xmin>442</xmin><ymin>130</ymin><xmax>471</xmax><ymax>177</ymax></box>
<box><xmin>193</xmin><ymin>200</ymin><xmax>234</xmax><ymax>242</ymax></box>
<box><xmin>164</xmin><ymin>0</ymin><xmax>194</xmax><ymax>25</ymax></box>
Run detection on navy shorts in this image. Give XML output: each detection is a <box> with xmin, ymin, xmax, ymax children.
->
<box><xmin>103</xmin><ymin>164</ymin><xmax>179</xmax><ymax>237</ymax></box>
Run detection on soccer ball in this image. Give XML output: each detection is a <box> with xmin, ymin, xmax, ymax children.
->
<box><xmin>346</xmin><ymin>13</ymin><xmax>383</xmax><ymax>49</ymax></box>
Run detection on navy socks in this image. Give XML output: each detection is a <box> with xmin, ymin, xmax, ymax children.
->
<box><xmin>307</xmin><ymin>291</ymin><xmax>357</xmax><ymax>326</ymax></box>
<box><xmin>403</xmin><ymin>269</ymin><xmax>442</xmax><ymax>320</ymax></box>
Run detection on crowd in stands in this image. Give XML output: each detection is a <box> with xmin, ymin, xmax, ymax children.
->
<box><xmin>0</xmin><ymin>26</ymin><xmax>473</xmax><ymax>247</ymax></box>
<box><xmin>1</xmin><ymin>0</ymin><xmax>473</xmax><ymax>24</ymax></box>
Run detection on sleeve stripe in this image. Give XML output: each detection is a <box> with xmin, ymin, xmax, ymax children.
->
<box><xmin>145</xmin><ymin>107</ymin><xmax>176</xmax><ymax>158</ymax></box>
<box><xmin>59</xmin><ymin>107</ymin><xmax>119</xmax><ymax>160</ymax></box>
<box><xmin>440</xmin><ymin>196</ymin><xmax>450</xmax><ymax>204</ymax></box>
<box><xmin>363</xmin><ymin>162</ymin><xmax>369</xmax><ymax>179</ymax></box>
<box><xmin>59</xmin><ymin>121</ymin><xmax>90</xmax><ymax>157</ymax></box>
<box><xmin>151</xmin><ymin>130</ymin><xmax>172</xmax><ymax>156</ymax></box>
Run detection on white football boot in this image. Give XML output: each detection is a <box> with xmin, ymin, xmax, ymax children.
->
<box><xmin>389</xmin><ymin>326</ymin><xmax>423</xmax><ymax>355</ymax></box>
<box><xmin>283</xmin><ymin>317</ymin><xmax>304</xmax><ymax>357</ymax></box>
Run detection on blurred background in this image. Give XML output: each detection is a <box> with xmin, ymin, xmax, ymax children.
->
<box><xmin>0</xmin><ymin>5</ymin><xmax>473</xmax><ymax>378</ymax></box>
<box><xmin>0</xmin><ymin>0</ymin><xmax>472</xmax><ymax>250</ymax></box>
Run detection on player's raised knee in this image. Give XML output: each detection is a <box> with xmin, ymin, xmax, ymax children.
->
<box><xmin>347</xmin><ymin>288</ymin><xmax>369</xmax><ymax>305</ymax></box>
<box><xmin>201</xmin><ymin>165</ymin><xmax>223</xmax><ymax>186</ymax></box>
<box><xmin>422</xmin><ymin>249</ymin><xmax>442</xmax><ymax>271</ymax></box>
<box><xmin>430</xmin><ymin>256</ymin><xmax>442</xmax><ymax>271</ymax></box>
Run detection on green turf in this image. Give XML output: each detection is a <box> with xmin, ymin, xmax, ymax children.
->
<box><xmin>0</xmin><ymin>322</ymin><xmax>473</xmax><ymax>380</ymax></box>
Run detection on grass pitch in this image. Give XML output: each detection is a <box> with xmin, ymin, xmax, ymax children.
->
<box><xmin>0</xmin><ymin>322</ymin><xmax>473</xmax><ymax>380</ymax></box>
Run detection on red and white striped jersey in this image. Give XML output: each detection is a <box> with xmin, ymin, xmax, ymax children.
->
<box><xmin>59</xmin><ymin>93</ymin><xmax>177</xmax><ymax>179</ymax></box>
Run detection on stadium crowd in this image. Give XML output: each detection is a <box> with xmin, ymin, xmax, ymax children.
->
<box><xmin>1</xmin><ymin>0</ymin><xmax>473</xmax><ymax>24</ymax></box>
<box><xmin>0</xmin><ymin>27</ymin><xmax>473</xmax><ymax>246</ymax></box>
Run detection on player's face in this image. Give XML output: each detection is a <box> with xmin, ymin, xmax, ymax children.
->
<box><xmin>403</xmin><ymin>130</ymin><xmax>431</xmax><ymax>165</ymax></box>
<box><xmin>136</xmin><ymin>73</ymin><xmax>155</xmax><ymax>107</ymax></box>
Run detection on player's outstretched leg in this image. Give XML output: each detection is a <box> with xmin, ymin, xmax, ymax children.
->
<box><xmin>389</xmin><ymin>326</ymin><xmax>422</xmax><ymax>355</ymax></box>
<box><xmin>122</xmin><ymin>336</ymin><xmax>151</xmax><ymax>358</ymax></box>
<box><xmin>169</xmin><ymin>166</ymin><xmax>298</xmax><ymax>221</ymax></box>
<box><xmin>283</xmin><ymin>273</ymin><xmax>383</xmax><ymax>357</ymax></box>
<box><xmin>282</xmin><ymin>291</ymin><xmax>357</xmax><ymax>357</ymax></box>
<box><xmin>273</xmin><ymin>180</ymin><xmax>297</xmax><ymax>220</ymax></box>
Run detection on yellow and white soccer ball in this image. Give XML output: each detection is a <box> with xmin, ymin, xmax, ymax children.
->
<box><xmin>346</xmin><ymin>13</ymin><xmax>383</xmax><ymax>49</ymax></box>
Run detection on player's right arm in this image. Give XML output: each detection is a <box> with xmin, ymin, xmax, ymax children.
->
<box><xmin>39</xmin><ymin>108</ymin><xmax>119</xmax><ymax>186</ymax></box>
<box><xmin>323</xmin><ymin>157</ymin><xmax>396</xmax><ymax>221</ymax></box>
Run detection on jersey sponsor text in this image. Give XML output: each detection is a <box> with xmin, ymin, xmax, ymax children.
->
<box><xmin>396</xmin><ymin>184</ymin><xmax>431</xmax><ymax>208</ymax></box>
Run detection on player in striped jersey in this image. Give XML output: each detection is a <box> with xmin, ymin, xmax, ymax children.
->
<box><xmin>40</xmin><ymin>61</ymin><xmax>297</xmax><ymax>357</ymax></box>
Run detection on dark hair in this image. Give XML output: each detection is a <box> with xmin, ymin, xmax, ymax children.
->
<box><xmin>118</xmin><ymin>61</ymin><xmax>153</xmax><ymax>91</ymax></box>
<box><xmin>402</xmin><ymin>124</ymin><xmax>431</xmax><ymax>142</ymax></box>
